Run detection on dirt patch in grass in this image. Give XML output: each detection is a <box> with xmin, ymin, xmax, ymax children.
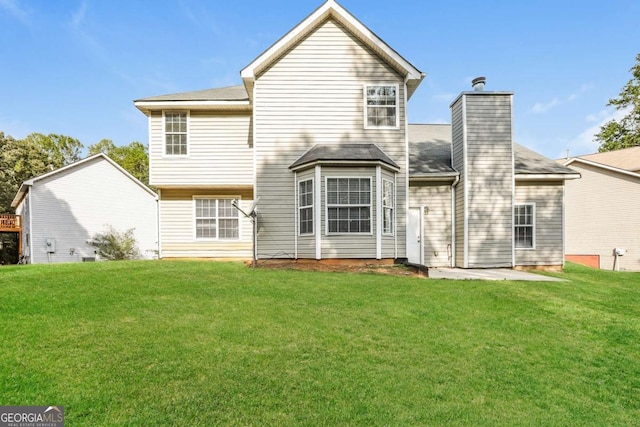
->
<box><xmin>253</xmin><ymin>258</ymin><xmax>427</xmax><ymax>277</ymax></box>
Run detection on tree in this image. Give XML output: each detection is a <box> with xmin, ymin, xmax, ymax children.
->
<box><xmin>88</xmin><ymin>139</ymin><xmax>150</xmax><ymax>186</ymax></box>
<box><xmin>0</xmin><ymin>132</ymin><xmax>83</xmax><ymax>213</ymax></box>
<box><xmin>23</xmin><ymin>133</ymin><xmax>83</xmax><ymax>168</ymax></box>
<box><xmin>595</xmin><ymin>53</ymin><xmax>640</xmax><ymax>152</ymax></box>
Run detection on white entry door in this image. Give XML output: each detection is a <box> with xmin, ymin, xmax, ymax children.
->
<box><xmin>406</xmin><ymin>207</ymin><xmax>422</xmax><ymax>265</ymax></box>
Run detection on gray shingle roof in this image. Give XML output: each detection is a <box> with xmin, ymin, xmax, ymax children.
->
<box><xmin>135</xmin><ymin>85</ymin><xmax>248</xmax><ymax>102</ymax></box>
<box><xmin>408</xmin><ymin>124</ymin><xmax>456</xmax><ymax>175</ymax></box>
<box><xmin>290</xmin><ymin>143</ymin><xmax>399</xmax><ymax>170</ymax></box>
<box><xmin>514</xmin><ymin>144</ymin><xmax>577</xmax><ymax>175</ymax></box>
<box><xmin>408</xmin><ymin>124</ymin><xmax>577</xmax><ymax>177</ymax></box>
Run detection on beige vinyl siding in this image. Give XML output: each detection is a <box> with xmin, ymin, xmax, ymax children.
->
<box><xmin>564</xmin><ymin>163</ymin><xmax>640</xmax><ymax>271</ymax></box>
<box><xmin>160</xmin><ymin>188</ymin><xmax>253</xmax><ymax>258</ymax></box>
<box><xmin>465</xmin><ymin>95</ymin><xmax>513</xmax><ymax>268</ymax></box>
<box><xmin>254</xmin><ymin>18</ymin><xmax>406</xmax><ymax>259</ymax></box>
<box><xmin>149</xmin><ymin>112</ymin><xmax>252</xmax><ymax>187</ymax></box>
<box><xmin>452</xmin><ymin>93</ymin><xmax>513</xmax><ymax>268</ymax></box>
<box><xmin>409</xmin><ymin>183</ymin><xmax>452</xmax><ymax>267</ymax></box>
<box><xmin>451</xmin><ymin>99</ymin><xmax>465</xmax><ymax>267</ymax></box>
<box><xmin>28</xmin><ymin>157</ymin><xmax>158</xmax><ymax>264</ymax></box>
<box><xmin>515</xmin><ymin>182</ymin><xmax>564</xmax><ymax>266</ymax></box>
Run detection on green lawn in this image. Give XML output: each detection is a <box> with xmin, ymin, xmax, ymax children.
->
<box><xmin>1</xmin><ymin>261</ymin><xmax>639</xmax><ymax>426</ymax></box>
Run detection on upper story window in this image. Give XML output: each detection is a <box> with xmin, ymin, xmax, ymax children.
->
<box><xmin>365</xmin><ymin>85</ymin><xmax>398</xmax><ymax>128</ymax></box>
<box><xmin>164</xmin><ymin>112</ymin><xmax>188</xmax><ymax>155</ymax></box>
<box><xmin>299</xmin><ymin>179</ymin><xmax>314</xmax><ymax>235</ymax></box>
<box><xmin>326</xmin><ymin>177</ymin><xmax>371</xmax><ymax>234</ymax></box>
<box><xmin>514</xmin><ymin>203</ymin><xmax>535</xmax><ymax>249</ymax></box>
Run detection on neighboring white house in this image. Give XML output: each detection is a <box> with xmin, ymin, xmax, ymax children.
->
<box><xmin>133</xmin><ymin>0</ymin><xmax>579</xmax><ymax>269</ymax></box>
<box><xmin>562</xmin><ymin>148</ymin><xmax>640</xmax><ymax>271</ymax></box>
<box><xmin>11</xmin><ymin>153</ymin><xmax>158</xmax><ymax>264</ymax></box>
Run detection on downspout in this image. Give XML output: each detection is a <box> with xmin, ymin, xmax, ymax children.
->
<box><xmin>294</xmin><ymin>171</ymin><xmax>298</xmax><ymax>259</ymax></box>
<box><xmin>252</xmin><ymin>83</ymin><xmax>258</xmax><ymax>260</ymax></box>
<box><xmin>376</xmin><ymin>165</ymin><xmax>382</xmax><ymax>260</ymax></box>
<box><xmin>450</xmin><ymin>175</ymin><xmax>460</xmax><ymax>267</ymax></box>
<box><xmin>28</xmin><ymin>188</ymin><xmax>34</xmax><ymax>263</ymax></box>
<box><xmin>403</xmin><ymin>76</ymin><xmax>409</xmax><ymax>261</ymax></box>
<box><xmin>156</xmin><ymin>192</ymin><xmax>161</xmax><ymax>259</ymax></box>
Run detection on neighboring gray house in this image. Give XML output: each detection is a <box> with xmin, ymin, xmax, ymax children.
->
<box><xmin>11</xmin><ymin>153</ymin><xmax>158</xmax><ymax>264</ymax></box>
<box><xmin>134</xmin><ymin>0</ymin><xmax>578</xmax><ymax>269</ymax></box>
<box><xmin>562</xmin><ymin>148</ymin><xmax>640</xmax><ymax>271</ymax></box>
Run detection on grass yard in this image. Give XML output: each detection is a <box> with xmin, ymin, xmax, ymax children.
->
<box><xmin>1</xmin><ymin>261</ymin><xmax>639</xmax><ymax>426</ymax></box>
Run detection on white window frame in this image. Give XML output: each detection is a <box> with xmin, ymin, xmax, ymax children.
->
<box><xmin>382</xmin><ymin>178</ymin><xmax>394</xmax><ymax>235</ymax></box>
<box><xmin>298</xmin><ymin>178</ymin><xmax>314</xmax><ymax>236</ymax></box>
<box><xmin>514</xmin><ymin>203</ymin><xmax>536</xmax><ymax>250</ymax></box>
<box><xmin>193</xmin><ymin>197</ymin><xmax>240</xmax><ymax>241</ymax></box>
<box><xmin>163</xmin><ymin>111</ymin><xmax>189</xmax><ymax>156</ymax></box>
<box><xmin>325</xmin><ymin>177</ymin><xmax>372</xmax><ymax>235</ymax></box>
<box><xmin>364</xmin><ymin>84</ymin><xmax>400</xmax><ymax>129</ymax></box>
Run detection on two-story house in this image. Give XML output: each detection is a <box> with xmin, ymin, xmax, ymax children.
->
<box><xmin>134</xmin><ymin>0</ymin><xmax>579</xmax><ymax>269</ymax></box>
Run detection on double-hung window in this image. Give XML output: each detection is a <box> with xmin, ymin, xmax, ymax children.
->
<box><xmin>299</xmin><ymin>179</ymin><xmax>314</xmax><ymax>235</ymax></box>
<box><xmin>365</xmin><ymin>85</ymin><xmax>398</xmax><ymax>128</ymax></box>
<box><xmin>382</xmin><ymin>179</ymin><xmax>394</xmax><ymax>234</ymax></box>
<box><xmin>514</xmin><ymin>204</ymin><xmax>535</xmax><ymax>249</ymax></box>
<box><xmin>195</xmin><ymin>198</ymin><xmax>239</xmax><ymax>240</ymax></box>
<box><xmin>165</xmin><ymin>112</ymin><xmax>188</xmax><ymax>155</ymax></box>
<box><xmin>326</xmin><ymin>178</ymin><xmax>371</xmax><ymax>234</ymax></box>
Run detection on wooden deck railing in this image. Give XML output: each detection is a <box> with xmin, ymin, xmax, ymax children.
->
<box><xmin>0</xmin><ymin>214</ymin><xmax>21</xmax><ymax>231</ymax></box>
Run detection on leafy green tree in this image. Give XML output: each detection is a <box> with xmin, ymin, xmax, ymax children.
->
<box><xmin>88</xmin><ymin>139</ymin><xmax>150</xmax><ymax>185</ymax></box>
<box><xmin>23</xmin><ymin>133</ymin><xmax>83</xmax><ymax>168</ymax></box>
<box><xmin>596</xmin><ymin>53</ymin><xmax>640</xmax><ymax>152</ymax></box>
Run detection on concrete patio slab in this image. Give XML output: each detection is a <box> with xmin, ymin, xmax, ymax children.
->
<box><xmin>428</xmin><ymin>268</ymin><xmax>565</xmax><ymax>281</ymax></box>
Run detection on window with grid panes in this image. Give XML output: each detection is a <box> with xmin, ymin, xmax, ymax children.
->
<box><xmin>382</xmin><ymin>179</ymin><xmax>394</xmax><ymax>234</ymax></box>
<box><xmin>365</xmin><ymin>85</ymin><xmax>398</xmax><ymax>128</ymax></box>
<box><xmin>195</xmin><ymin>198</ymin><xmax>239</xmax><ymax>240</ymax></box>
<box><xmin>514</xmin><ymin>204</ymin><xmax>535</xmax><ymax>249</ymax></box>
<box><xmin>326</xmin><ymin>178</ymin><xmax>371</xmax><ymax>234</ymax></box>
<box><xmin>165</xmin><ymin>112</ymin><xmax>187</xmax><ymax>155</ymax></box>
<box><xmin>299</xmin><ymin>179</ymin><xmax>314</xmax><ymax>235</ymax></box>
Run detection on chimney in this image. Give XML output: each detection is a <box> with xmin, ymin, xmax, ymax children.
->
<box><xmin>471</xmin><ymin>76</ymin><xmax>486</xmax><ymax>91</ymax></box>
<box><xmin>450</xmin><ymin>78</ymin><xmax>515</xmax><ymax>268</ymax></box>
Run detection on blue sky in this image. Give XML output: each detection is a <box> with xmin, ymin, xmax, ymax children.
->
<box><xmin>1</xmin><ymin>0</ymin><xmax>639</xmax><ymax>159</ymax></box>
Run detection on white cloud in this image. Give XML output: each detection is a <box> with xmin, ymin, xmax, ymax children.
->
<box><xmin>531</xmin><ymin>83</ymin><xmax>593</xmax><ymax>114</ymax></box>
<box><xmin>0</xmin><ymin>0</ymin><xmax>31</xmax><ymax>26</ymax></box>
<box><xmin>531</xmin><ymin>98</ymin><xmax>560</xmax><ymax>114</ymax></box>
<box><xmin>71</xmin><ymin>1</ymin><xmax>87</xmax><ymax>29</ymax></box>
<box><xmin>563</xmin><ymin>107</ymin><xmax>630</xmax><ymax>157</ymax></box>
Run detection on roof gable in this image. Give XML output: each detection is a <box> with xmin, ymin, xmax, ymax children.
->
<box><xmin>563</xmin><ymin>157</ymin><xmax>640</xmax><ymax>180</ymax></box>
<box><xmin>240</xmin><ymin>0</ymin><xmax>424</xmax><ymax>100</ymax></box>
<box><xmin>11</xmin><ymin>153</ymin><xmax>157</xmax><ymax>208</ymax></box>
<box><xmin>571</xmin><ymin>146</ymin><xmax>640</xmax><ymax>172</ymax></box>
